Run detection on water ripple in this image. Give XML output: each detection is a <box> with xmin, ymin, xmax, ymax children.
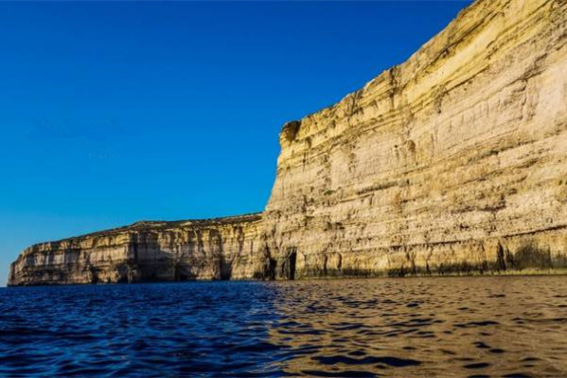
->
<box><xmin>1</xmin><ymin>277</ymin><xmax>567</xmax><ymax>377</ymax></box>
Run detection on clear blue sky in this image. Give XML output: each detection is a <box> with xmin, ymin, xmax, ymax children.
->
<box><xmin>0</xmin><ymin>0</ymin><xmax>471</xmax><ymax>285</ymax></box>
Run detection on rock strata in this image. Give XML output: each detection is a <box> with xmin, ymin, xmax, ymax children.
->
<box><xmin>9</xmin><ymin>214</ymin><xmax>263</xmax><ymax>285</ymax></box>
<box><xmin>8</xmin><ymin>0</ymin><xmax>567</xmax><ymax>285</ymax></box>
<box><xmin>261</xmin><ymin>0</ymin><xmax>567</xmax><ymax>279</ymax></box>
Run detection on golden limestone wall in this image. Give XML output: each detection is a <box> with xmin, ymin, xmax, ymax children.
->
<box><xmin>262</xmin><ymin>0</ymin><xmax>567</xmax><ymax>278</ymax></box>
<box><xmin>9</xmin><ymin>215</ymin><xmax>263</xmax><ymax>285</ymax></box>
<box><xmin>8</xmin><ymin>0</ymin><xmax>567</xmax><ymax>285</ymax></box>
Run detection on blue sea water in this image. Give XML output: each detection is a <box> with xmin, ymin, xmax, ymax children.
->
<box><xmin>1</xmin><ymin>277</ymin><xmax>567</xmax><ymax>377</ymax></box>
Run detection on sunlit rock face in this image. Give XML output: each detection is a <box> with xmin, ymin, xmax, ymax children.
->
<box><xmin>262</xmin><ymin>0</ymin><xmax>567</xmax><ymax>278</ymax></box>
<box><xmin>8</xmin><ymin>0</ymin><xmax>567</xmax><ymax>285</ymax></box>
<box><xmin>8</xmin><ymin>215</ymin><xmax>263</xmax><ymax>286</ymax></box>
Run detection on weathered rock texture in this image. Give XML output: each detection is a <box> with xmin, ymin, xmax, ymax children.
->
<box><xmin>9</xmin><ymin>214</ymin><xmax>263</xmax><ymax>285</ymax></box>
<box><xmin>263</xmin><ymin>0</ymin><xmax>567</xmax><ymax>279</ymax></box>
<box><xmin>8</xmin><ymin>0</ymin><xmax>567</xmax><ymax>285</ymax></box>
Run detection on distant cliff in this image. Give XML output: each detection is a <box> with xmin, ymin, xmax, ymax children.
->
<box><xmin>9</xmin><ymin>0</ymin><xmax>567</xmax><ymax>285</ymax></box>
<box><xmin>9</xmin><ymin>214</ymin><xmax>263</xmax><ymax>285</ymax></box>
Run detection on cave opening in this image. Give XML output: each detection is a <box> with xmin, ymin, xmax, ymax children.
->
<box><xmin>281</xmin><ymin>248</ymin><xmax>297</xmax><ymax>280</ymax></box>
<box><xmin>219</xmin><ymin>259</ymin><xmax>232</xmax><ymax>280</ymax></box>
<box><xmin>289</xmin><ymin>250</ymin><xmax>297</xmax><ymax>280</ymax></box>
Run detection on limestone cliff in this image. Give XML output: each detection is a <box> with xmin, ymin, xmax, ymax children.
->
<box><xmin>263</xmin><ymin>0</ymin><xmax>567</xmax><ymax>278</ymax></box>
<box><xmin>8</xmin><ymin>0</ymin><xmax>567</xmax><ymax>285</ymax></box>
<box><xmin>9</xmin><ymin>214</ymin><xmax>263</xmax><ymax>285</ymax></box>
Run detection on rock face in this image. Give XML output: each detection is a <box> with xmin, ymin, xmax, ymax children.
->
<box><xmin>263</xmin><ymin>0</ymin><xmax>567</xmax><ymax>278</ymax></box>
<box><xmin>8</xmin><ymin>0</ymin><xmax>567</xmax><ymax>285</ymax></box>
<box><xmin>9</xmin><ymin>214</ymin><xmax>263</xmax><ymax>285</ymax></box>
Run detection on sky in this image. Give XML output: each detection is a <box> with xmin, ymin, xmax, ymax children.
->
<box><xmin>0</xmin><ymin>0</ymin><xmax>471</xmax><ymax>286</ymax></box>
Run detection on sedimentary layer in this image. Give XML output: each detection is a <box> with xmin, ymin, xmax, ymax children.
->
<box><xmin>9</xmin><ymin>214</ymin><xmax>263</xmax><ymax>285</ymax></box>
<box><xmin>8</xmin><ymin>0</ymin><xmax>567</xmax><ymax>285</ymax></box>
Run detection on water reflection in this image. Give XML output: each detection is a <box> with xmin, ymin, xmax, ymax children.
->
<box><xmin>268</xmin><ymin>277</ymin><xmax>567</xmax><ymax>377</ymax></box>
<box><xmin>1</xmin><ymin>277</ymin><xmax>566</xmax><ymax>377</ymax></box>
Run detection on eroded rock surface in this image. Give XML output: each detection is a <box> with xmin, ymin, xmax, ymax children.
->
<box><xmin>262</xmin><ymin>0</ymin><xmax>567</xmax><ymax>278</ymax></box>
<box><xmin>8</xmin><ymin>0</ymin><xmax>567</xmax><ymax>285</ymax></box>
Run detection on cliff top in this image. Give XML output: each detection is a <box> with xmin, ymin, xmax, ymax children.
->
<box><xmin>21</xmin><ymin>212</ymin><xmax>263</xmax><ymax>253</ymax></box>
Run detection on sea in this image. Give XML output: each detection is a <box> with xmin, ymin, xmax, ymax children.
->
<box><xmin>1</xmin><ymin>276</ymin><xmax>566</xmax><ymax>377</ymax></box>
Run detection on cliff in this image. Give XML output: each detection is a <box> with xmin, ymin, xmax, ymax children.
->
<box><xmin>8</xmin><ymin>0</ymin><xmax>567</xmax><ymax>285</ymax></box>
<box><xmin>262</xmin><ymin>0</ymin><xmax>567</xmax><ymax>278</ymax></box>
<box><xmin>9</xmin><ymin>214</ymin><xmax>263</xmax><ymax>285</ymax></box>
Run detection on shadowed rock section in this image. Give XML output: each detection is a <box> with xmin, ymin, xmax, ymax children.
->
<box><xmin>8</xmin><ymin>0</ymin><xmax>567</xmax><ymax>285</ymax></box>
